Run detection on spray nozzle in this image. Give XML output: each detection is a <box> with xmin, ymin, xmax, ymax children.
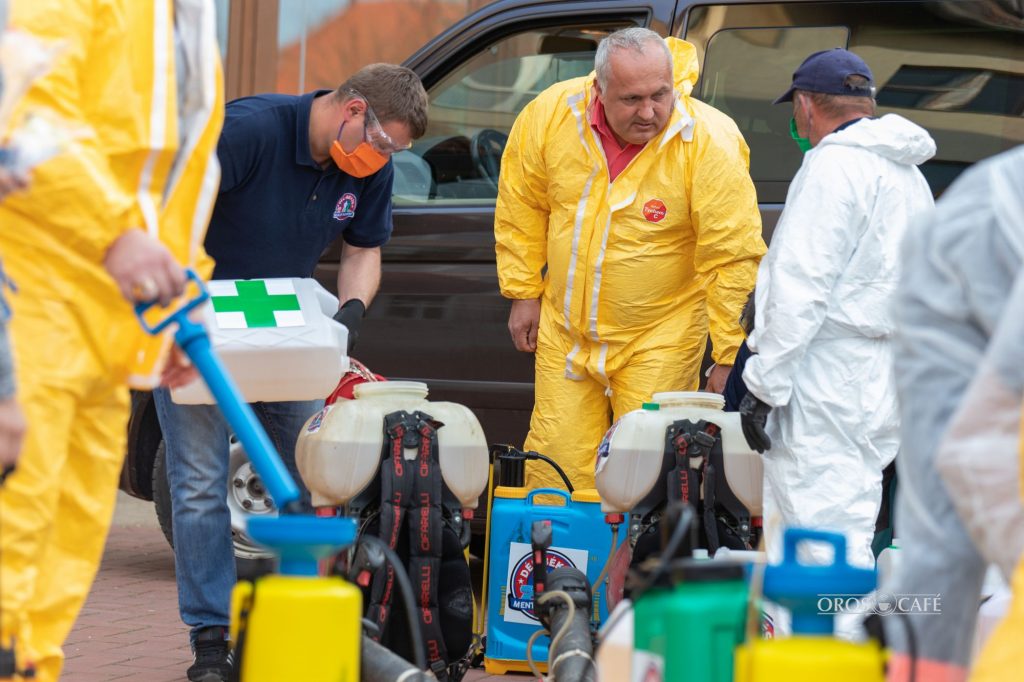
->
<box><xmin>349</xmin><ymin>540</ymin><xmax>386</xmax><ymax>588</ymax></box>
<box><xmin>531</xmin><ymin>520</ymin><xmax>553</xmax><ymax>601</ymax></box>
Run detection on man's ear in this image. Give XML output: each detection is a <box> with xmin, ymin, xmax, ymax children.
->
<box><xmin>797</xmin><ymin>92</ymin><xmax>812</xmax><ymax>117</ymax></box>
<box><xmin>342</xmin><ymin>97</ymin><xmax>366</xmax><ymax>122</ymax></box>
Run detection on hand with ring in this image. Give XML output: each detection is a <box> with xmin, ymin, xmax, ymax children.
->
<box><xmin>130</xmin><ymin>278</ymin><xmax>159</xmax><ymax>302</ymax></box>
<box><xmin>103</xmin><ymin>229</ymin><xmax>187</xmax><ymax>306</ymax></box>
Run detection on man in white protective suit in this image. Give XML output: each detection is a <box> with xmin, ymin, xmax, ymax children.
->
<box><xmin>738</xmin><ymin>48</ymin><xmax>935</xmax><ymax>569</ymax></box>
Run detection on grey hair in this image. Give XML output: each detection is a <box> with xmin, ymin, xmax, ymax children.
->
<box><xmin>595</xmin><ymin>27</ymin><xmax>672</xmax><ymax>90</ymax></box>
<box><xmin>796</xmin><ymin>75</ymin><xmax>877</xmax><ymax>118</ymax></box>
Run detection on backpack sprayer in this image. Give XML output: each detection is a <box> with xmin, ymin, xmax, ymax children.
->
<box><xmin>482</xmin><ymin>446</ymin><xmax>619</xmax><ymax>681</ymax></box>
<box><xmin>293</xmin><ymin>378</ymin><xmax>490</xmax><ymax>680</ymax></box>
<box><xmin>136</xmin><ymin>271</ymin><xmax>430</xmax><ymax>681</ymax></box>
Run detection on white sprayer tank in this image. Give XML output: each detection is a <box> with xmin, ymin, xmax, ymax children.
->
<box><xmin>171</xmin><ymin>278</ymin><xmax>349</xmax><ymax>404</ymax></box>
<box><xmin>295</xmin><ymin>381</ymin><xmax>490</xmax><ymax>511</ymax></box>
<box><xmin>594</xmin><ymin>391</ymin><xmax>763</xmax><ymax>516</ymax></box>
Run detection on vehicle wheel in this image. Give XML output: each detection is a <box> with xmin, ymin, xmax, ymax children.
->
<box><xmin>152</xmin><ymin>437</ymin><xmax>277</xmax><ymax>580</ymax></box>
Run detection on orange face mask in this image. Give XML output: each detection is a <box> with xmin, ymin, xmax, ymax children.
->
<box><xmin>330</xmin><ymin>122</ymin><xmax>389</xmax><ymax>178</ymax></box>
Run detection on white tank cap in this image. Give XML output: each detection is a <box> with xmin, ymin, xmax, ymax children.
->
<box><xmin>353</xmin><ymin>381</ymin><xmax>429</xmax><ymax>400</ymax></box>
<box><xmin>650</xmin><ymin>391</ymin><xmax>725</xmax><ymax>410</ymax></box>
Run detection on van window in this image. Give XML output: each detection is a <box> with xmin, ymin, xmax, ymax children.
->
<box><xmin>392</xmin><ymin>24</ymin><xmax>630</xmax><ymax>206</ymax></box>
<box><xmin>684</xmin><ymin>1</ymin><xmax>1024</xmax><ymax>200</ymax></box>
<box><xmin>877</xmin><ymin>66</ymin><xmax>1024</xmax><ymax>118</ymax></box>
<box><xmin>698</xmin><ymin>26</ymin><xmax>850</xmax><ymax>202</ymax></box>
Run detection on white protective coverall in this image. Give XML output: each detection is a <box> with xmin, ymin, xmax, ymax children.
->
<box><xmin>495</xmin><ymin>38</ymin><xmax>764</xmax><ymax>492</ymax></box>
<box><xmin>937</xmin><ymin>268</ymin><xmax>1024</xmax><ymax>682</ymax></box>
<box><xmin>938</xmin><ymin>266</ymin><xmax>1024</xmax><ymax>582</ymax></box>
<box><xmin>880</xmin><ymin>145</ymin><xmax>1024</xmax><ymax>682</ymax></box>
<box><xmin>743</xmin><ymin>114</ymin><xmax>935</xmax><ymax>569</ymax></box>
<box><xmin>0</xmin><ymin>1</ymin><xmax>222</xmax><ymax>679</ymax></box>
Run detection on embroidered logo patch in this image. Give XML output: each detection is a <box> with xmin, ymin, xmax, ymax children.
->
<box><xmin>643</xmin><ymin>199</ymin><xmax>667</xmax><ymax>223</ymax></box>
<box><xmin>333</xmin><ymin>192</ymin><xmax>357</xmax><ymax>221</ymax></box>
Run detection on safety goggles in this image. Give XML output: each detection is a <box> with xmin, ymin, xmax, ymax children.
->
<box><xmin>347</xmin><ymin>89</ymin><xmax>413</xmax><ymax>154</ymax></box>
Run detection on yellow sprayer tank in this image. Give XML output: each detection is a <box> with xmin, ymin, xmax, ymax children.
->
<box><xmin>735</xmin><ymin>638</ymin><xmax>885</xmax><ymax>681</ymax></box>
<box><xmin>230</xmin><ymin>575</ymin><xmax>362</xmax><ymax>682</ymax></box>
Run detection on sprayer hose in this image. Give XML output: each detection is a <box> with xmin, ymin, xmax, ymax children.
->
<box><xmin>592</xmin><ymin>524</ymin><xmax>619</xmax><ymax>622</ymax></box>
<box><xmin>525</xmin><ymin>628</ymin><xmax>549</xmax><ymax>679</ymax></box>
<box><xmin>525</xmin><ymin>590</ymin><xmax>577</xmax><ymax>680</ymax></box>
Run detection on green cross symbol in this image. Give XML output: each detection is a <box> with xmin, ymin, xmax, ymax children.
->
<box><xmin>211</xmin><ymin>280</ymin><xmax>301</xmax><ymax>328</ymax></box>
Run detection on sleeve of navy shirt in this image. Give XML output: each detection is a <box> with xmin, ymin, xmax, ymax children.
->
<box><xmin>723</xmin><ymin>340</ymin><xmax>752</xmax><ymax>412</ymax></box>
<box><xmin>342</xmin><ymin>159</ymin><xmax>395</xmax><ymax>248</ymax></box>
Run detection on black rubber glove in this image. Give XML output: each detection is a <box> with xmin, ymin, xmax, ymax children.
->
<box><xmin>333</xmin><ymin>298</ymin><xmax>366</xmax><ymax>354</ymax></box>
<box><xmin>738</xmin><ymin>392</ymin><xmax>772</xmax><ymax>453</ymax></box>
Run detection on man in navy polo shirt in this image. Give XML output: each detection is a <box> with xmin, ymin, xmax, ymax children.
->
<box><xmin>152</xmin><ymin>63</ymin><xmax>428</xmax><ymax>682</ymax></box>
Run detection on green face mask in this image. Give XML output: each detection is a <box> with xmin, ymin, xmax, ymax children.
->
<box><xmin>789</xmin><ymin>117</ymin><xmax>812</xmax><ymax>154</ymax></box>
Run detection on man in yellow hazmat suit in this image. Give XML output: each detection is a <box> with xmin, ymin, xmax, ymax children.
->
<box><xmin>0</xmin><ymin>1</ymin><xmax>223</xmax><ymax>679</ymax></box>
<box><xmin>495</xmin><ymin>27</ymin><xmax>764</xmax><ymax>491</ymax></box>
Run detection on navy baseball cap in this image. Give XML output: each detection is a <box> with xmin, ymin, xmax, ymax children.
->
<box><xmin>774</xmin><ymin>48</ymin><xmax>875</xmax><ymax>104</ymax></box>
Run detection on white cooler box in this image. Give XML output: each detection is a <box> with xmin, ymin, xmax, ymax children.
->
<box><xmin>171</xmin><ymin>277</ymin><xmax>350</xmax><ymax>405</ymax></box>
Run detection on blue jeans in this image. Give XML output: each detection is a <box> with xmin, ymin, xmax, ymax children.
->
<box><xmin>152</xmin><ymin>388</ymin><xmax>321</xmax><ymax>642</ymax></box>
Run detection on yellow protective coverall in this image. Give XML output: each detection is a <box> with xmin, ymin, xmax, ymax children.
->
<box><xmin>0</xmin><ymin>0</ymin><xmax>222</xmax><ymax>678</ymax></box>
<box><xmin>495</xmin><ymin>37</ymin><xmax>764</xmax><ymax>491</ymax></box>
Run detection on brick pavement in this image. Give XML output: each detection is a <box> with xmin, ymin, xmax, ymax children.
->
<box><xmin>62</xmin><ymin>494</ymin><xmax>513</xmax><ymax>681</ymax></box>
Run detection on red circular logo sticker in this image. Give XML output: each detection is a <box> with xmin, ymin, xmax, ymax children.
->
<box><xmin>643</xmin><ymin>199</ymin><xmax>667</xmax><ymax>223</ymax></box>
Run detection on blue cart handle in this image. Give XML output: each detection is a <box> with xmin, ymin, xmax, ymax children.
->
<box><xmin>133</xmin><ymin>269</ymin><xmax>210</xmax><ymax>335</ymax></box>
<box><xmin>133</xmin><ymin>270</ymin><xmax>301</xmax><ymax>511</ymax></box>
<box><xmin>782</xmin><ymin>528</ymin><xmax>847</xmax><ymax>568</ymax></box>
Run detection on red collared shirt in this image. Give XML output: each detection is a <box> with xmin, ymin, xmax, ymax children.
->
<box><xmin>589</xmin><ymin>97</ymin><xmax>645</xmax><ymax>181</ymax></box>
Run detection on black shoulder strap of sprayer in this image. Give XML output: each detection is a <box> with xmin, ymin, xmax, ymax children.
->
<box><xmin>664</xmin><ymin>419</ymin><xmax>722</xmax><ymax>553</ymax></box>
<box><xmin>367</xmin><ymin>410</ymin><xmax>450</xmax><ymax>679</ymax></box>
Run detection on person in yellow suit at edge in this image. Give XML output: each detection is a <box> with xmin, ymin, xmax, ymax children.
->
<box><xmin>495</xmin><ymin>27</ymin><xmax>765</xmax><ymax>492</ymax></box>
<box><xmin>0</xmin><ymin>1</ymin><xmax>223</xmax><ymax>679</ymax></box>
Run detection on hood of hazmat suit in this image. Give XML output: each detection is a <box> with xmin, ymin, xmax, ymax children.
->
<box><xmin>878</xmin><ymin>145</ymin><xmax>1024</xmax><ymax>679</ymax></box>
<box><xmin>0</xmin><ymin>1</ymin><xmax>222</xmax><ymax>678</ymax></box>
<box><xmin>495</xmin><ymin>37</ymin><xmax>764</xmax><ymax>490</ymax></box>
<box><xmin>743</xmin><ymin>114</ymin><xmax>935</xmax><ymax>569</ymax></box>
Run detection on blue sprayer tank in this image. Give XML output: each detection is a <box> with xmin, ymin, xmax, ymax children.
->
<box><xmin>734</xmin><ymin>528</ymin><xmax>885</xmax><ymax>681</ymax></box>
<box><xmin>764</xmin><ymin>528</ymin><xmax>877</xmax><ymax>635</ymax></box>
<box><xmin>483</xmin><ymin>478</ymin><xmax>613</xmax><ymax>675</ymax></box>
